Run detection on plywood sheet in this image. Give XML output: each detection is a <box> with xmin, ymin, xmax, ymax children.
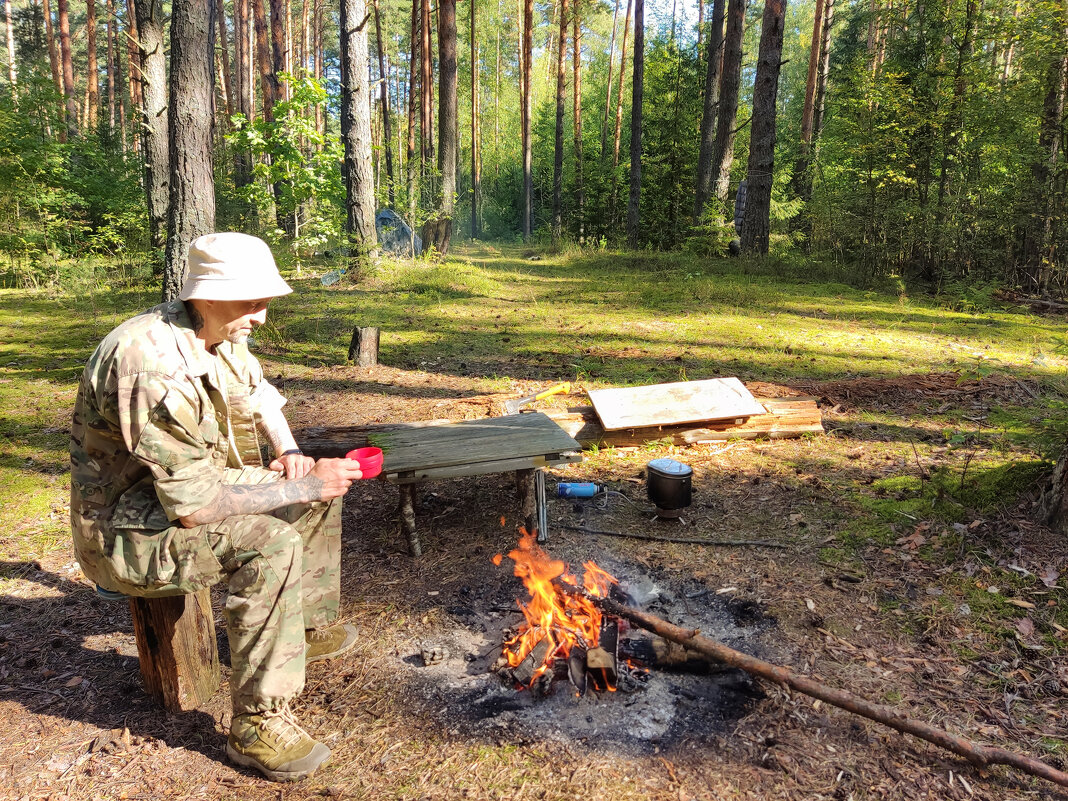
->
<box><xmin>587</xmin><ymin>378</ymin><xmax>767</xmax><ymax>431</ymax></box>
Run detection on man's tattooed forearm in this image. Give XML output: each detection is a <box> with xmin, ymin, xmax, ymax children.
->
<box><xmin>182</xmin><ymin>475</ymin><xmax>324</xmax><ymax>526</ymax></box>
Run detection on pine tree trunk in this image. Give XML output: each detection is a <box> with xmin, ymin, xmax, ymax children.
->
<box><xmin>693</xmin><ymin>0</ymin><xmax>725</xmax><ymax>222</ymax></box>
<box><xmin>216</xmin><ymin>0</ymin><xmax>235</xmax><ymax>121</ymax></box>
<box><xmin>608</xmin><ymin>0</ymin><xmax>631</xmax><ymax>228</ymax></box>
<box><xmin>87</xmin><ymin>0</ymin><xmax>100</xmax><ymax>129</ymax></box>
<box><xmin>437</xmin><ymin>0</ymin><xmax>457</xmax><ymax>216</ymax></box>
<box><xmin>711</xmin><ymin>0</ymin><xmax>745</xmax><ymax>202</ymax></box>
<box><xmin>163</xmin><ymin>0</ymin><xmax>217</xmax><ymax>302</ymax></box>
<box><xmin>340</xmin><ymin>0</ymin><xmax>379</xmax><ymax>270</ymax></box>
<box><xmin>58</xmin><ymin>0</ymin><xmax>78</xmax><ymax>138</ymax></box>
<box><xmin>4</xmin><ymin>1</ymin><xmax>17</xmax><ymax>106</ymax></box>
<box><xmin>573</xmin><ymin>0</ymin><xmax>584</xmax><ymax>244</ymax></box>
<box><xmin>740</xmin><ymin>0</ymin><xmax>786</xmax><ymax>256</ymax></box>
<box><xmin>470</xmin><ymin>0</ymin><xmax>481</xmax><ymax>238</ymax></box>
<box><xmin>625</xmin><ymin>0</ymin><xmax>643</xmax><ymax>247</ymax></box>
<box><xmin>552</xmin><ymin>0</ymin><xmax>568</xmax><ymax>243</ymax></box>
<box><xmin>125</xmin><ymin>0</ymin><xmax>142</xmax><ymax>152</ymax></box>
<box><xmin>521</xmin><ymin>0</ymin><xmax>533</xmax><ymax>241</ymax></box>
<box><xmin>106</xmin><ymin>0</ymin><xmax>117</xmax><ymax>132</ymax></box>
<box><xmin>44</xmin><ymin>0</ymin><xmax>64</xmax><ymax>114</ymax></box>
<box><xmin>134</xmin><ymin>0</ymin><xmax>168</xmax><ymax>255</ymax></box>
<box><xmin>425</xmin><ymin>0</ymin><xmax>457</xmax><ymax>255</ymax></box>
<box><xmin>233</xmin><ymin>0</ymin><xmax>254</xmax><ymax>190</ymax></box>
<box><xmin>600</xmin><ymin>0</ymin><xmax>619</xmax><ymax>159</ymax></box>
<box><xmin>252</xmin><ymin>0</ymin><xmax>274</xmax><ymax>120</ymax></box>
<box><xmin>268</xmin><ymin>0</ymin><xmax>294</xmax><ymax>236</ymax></box>
<box><xmin>372</xmin><ymin>0</ymin><xmax>395</xmax><ymax>206</ymax></box>
<box><xmin>811</xmin><ymin>0</ymin><xmax>834</xmax><ymax>147</ymax></box>
<box><xmin>407</xmin><ymin>0</ymin><xmax>420</xmax><ymax>218</ymax></box>
<box><xmin>420</xmin><ymin>0</ymin><xmax>434</xmax><ymax>199</ymax></box>
<box><xmin>713</xmin><ymin>0</ymin><xmax>747</xmax><ymax>203</ymax></box>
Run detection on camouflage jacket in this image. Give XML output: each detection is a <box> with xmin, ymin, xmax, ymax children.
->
<box><xmin>70</xmin><ymin>300</ymin><xmax>287</xmax><ymax>592</ymax></box>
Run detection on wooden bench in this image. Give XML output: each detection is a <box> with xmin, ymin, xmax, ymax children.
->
<box><xmin>300</xmin><ymin>412</ymin><xmax>583</xmax><ymax>556</ymax></box>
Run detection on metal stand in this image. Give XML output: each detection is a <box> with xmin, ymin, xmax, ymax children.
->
<box><xmin>535</xmin><ymin>469</ymin><xmax>548</xmax><ymax>543</ymax></box>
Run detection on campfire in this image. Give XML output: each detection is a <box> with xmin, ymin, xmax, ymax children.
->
<box><xmin>493</xmin><ymin>532</ymin><xmax>646</xmax><ymax>695</ymax></box>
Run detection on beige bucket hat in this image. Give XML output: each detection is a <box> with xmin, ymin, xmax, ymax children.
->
<box><xmin>178</xmin><ymin>232</ymin><xmax>293</xmax><ymax>301</ymax></box>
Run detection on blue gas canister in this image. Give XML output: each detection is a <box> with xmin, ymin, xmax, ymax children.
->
<box><xmin>557</xmin><ymin>482</ymin><xmax>600</xmax><ymax>498</ymax></box>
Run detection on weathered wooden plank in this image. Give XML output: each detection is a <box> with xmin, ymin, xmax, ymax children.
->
<box><xmin>588</xmin><ymin>378</ymin><xmax>767</xmax><ymax>431</ymax></box>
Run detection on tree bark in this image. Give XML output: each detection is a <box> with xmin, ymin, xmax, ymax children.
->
<box><xmin>438</xmin><ymin>0</ymin><xmax>457</xmax><ymax>217</ymax></box>
<box><xmin>521</xmin><ymin>0</ymin><xmax>533</xmax><ymax>241</ymax></box>
<box><xmin>372</xmin><ymin>0</ymin><xmax>395</xmax><ymax>206</ymax></box>
<box><xmin>134</xmin><ymin>0</ymin><xmax>168</xmax><ymax>256</ymax></box>
<box><xmin>798</xmin><ymin>0</ymin><xmax>825</xmax><ymax>156</ymax></box>
<box><xmin>470</xmin><ymin>0</ymin><xmax>482</xmax><ymax>238</ymax></box>
<box><xmin>810</xmin><ymin>0</ymin><xmax>834</xmax><ymax>153</ymax></box>
<box><xmin>573</xmin><ymin>0</ymin><xmax>584</xmax><ymax>244</ymax></box>
<box><xmin>4</xmin><ymin>0</ymin><xmax>17</xmax><ymax>107</ymax></box>
<box><xmin>711</xmin><ymin>0</ymin><xmax>746</xmax><ymax>202</ymax></box>
<box><xmin>233</xmin><ymin>0</ymin><xmax>254</xmax><ymax>190</ymax></box>
<box><xmin>625</xmin><ymin>0</ymin><xmax>644</xmax><ymax>248</ymax></box>
<box><xmin>125</xmin><ymin>0</ymin><xmax>143</xmax><ymax>149</ymax></box>
<box><xmin>552</xmin><ymin>0</ymin><xmax>569</xmax><ymax>243</ymax></box>
<box><xmin>608</xmin><ymin>0</ymin><xmax>631</xmax><ymax>228</ymax></box>
<box><xmin>252</xmin><ymin>0</ymin><xmax>275</xmax><ymax>121</ymax></box>
<box><xmin>420</xmin><ymin>0</ymin><xmax>433</xmax><ymax>198</ymax></box>
<box><xmin>407</xmin><ymin>0</ymin><xmax>420</xmax><ymax>218</ymax></box>
<box><xmin>44</xmin><ymin>0</ymin><xmax>64</xmax><ymax>114</ymax></box>
<box><xmin>163</xmin><ymin>0</ymin><xmax>216</xmax><ymax>302</ymax></box>
<box><xmin>693</xmin><ymin>0</ymin><xmax>726</xmax><ymax>222</ymax></box>
<box><xmin>740</xmin><ymin>0</ymin><xmax>787</xmax><ymax>255</ymax></box>
<box><xmin>87</xmin><ymin>0</ymin><xmax>100</xmax><ymax>129</ymax></box>
<box><xmin>106</xmin><ymin>0</ymin><xmax>117</xmax><ymax>132</ymax></box>
<box><xmin>600</xmin><ymin>0</ymin><xmax>619</xmax><ymax>159</ymax></box>
<box><xmin>58</xmin><ymin>0</ymin><xmax>78</xmax><ymax>138</ymax></box>
<box><xmin>340</xmin><ymin>0</ymin><xmax>379</xmax><ymax>272</ymax></box>
<box><xmin>216</xmin><ymin>0</ymin><xmax>235</xmax><ymax>121</ymax></box>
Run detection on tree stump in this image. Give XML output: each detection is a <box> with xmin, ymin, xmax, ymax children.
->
<box><xmin>128</xmin><ymin>589</ymin><xmax>220</xmax><ymax>712</ymax></box>
<box><xmin>348</xmin><ymin>326</ymin><xmax>379</xmax><ymax>367</ymax></box>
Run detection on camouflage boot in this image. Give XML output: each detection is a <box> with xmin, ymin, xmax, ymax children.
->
<box><xmin>306</xmin><ymin>623</ymin><xmax>358</xmax><ymax>664</ymax></box>
<box><xmin>226</xmin><ymin>704</ymin><xmax>330</xmax><ymax>781</ymax></box>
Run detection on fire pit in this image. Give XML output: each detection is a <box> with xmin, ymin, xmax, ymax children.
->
<box><xmin>386</xmin><ymin>534</ymin><xmax>780</xmax><ymax>752</ymax></box>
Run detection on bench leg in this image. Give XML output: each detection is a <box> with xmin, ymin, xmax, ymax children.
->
<box><xmin>515</xmin><ymin>468</ymin><xmax>537</xmax><ymax>539</ymax></box>
<box><xmin>397</xmin><ymin>483</ymin><xmax>422</xmax><ymax>557</ymax></box>
<box><xmin>128</xmin><ymin>589</ymin><xmax>220</xmax><ymax>712</ymax></box>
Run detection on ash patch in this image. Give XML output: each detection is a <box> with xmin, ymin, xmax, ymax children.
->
<box><xmin>387</xmin><ymin>555</ymin><xmax>779</xmax><ymax>755</ymax></box>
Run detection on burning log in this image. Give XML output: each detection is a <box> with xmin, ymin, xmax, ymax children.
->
<box><xmin>561</xmin><ymin>585</ymin><xmax>1068</xmax><ymax>791</ymax></box>
<box><xmin>585</xmin><ymin>618</ymin><xmax>619</xmax><ymax>692</ymax></box>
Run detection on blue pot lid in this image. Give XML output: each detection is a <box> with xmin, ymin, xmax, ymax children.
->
<box><xmin>647</xmin><ymin>458</ymin><xmax>692</xmax><ymax>476</ymax></box>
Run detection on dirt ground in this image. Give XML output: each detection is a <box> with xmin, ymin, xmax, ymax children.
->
<box><xmin>1</xmin><ymin>366</ymin><xmax>1065</xmax><ymax>800</ymax></box>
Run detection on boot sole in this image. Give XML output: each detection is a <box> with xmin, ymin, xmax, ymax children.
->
<box><xmin>226</xmin><ymin>741</ymin><xmax>331</xmax><ymax>781</ymax></box>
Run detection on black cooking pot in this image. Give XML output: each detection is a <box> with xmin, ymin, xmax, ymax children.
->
<box><xmin>646</xmin><ymin>458</ymin><xmax>693</xmax><ymax>511</ymax></box>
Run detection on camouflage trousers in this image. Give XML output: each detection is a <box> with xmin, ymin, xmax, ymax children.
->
<box><xmin>203</xmin><ymin>466</ymin><xmax>343</xmax><ymax>715</ymax></box>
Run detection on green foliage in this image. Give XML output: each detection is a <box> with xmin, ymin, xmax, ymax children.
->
<box><xmin>225</xmin><ymin>74</ymin><xmax>345</xmax><ymax>263</ymax></box>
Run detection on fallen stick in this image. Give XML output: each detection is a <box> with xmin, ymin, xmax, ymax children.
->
<box><xmin>561</xmin><ymin>586</ymin><xmax>1068</xmax><ymax>790</ymax></box>
<box><xmin>556</xmin><ymin>524</ymin><xmax>789</xmax><ymax>548</ymax></box>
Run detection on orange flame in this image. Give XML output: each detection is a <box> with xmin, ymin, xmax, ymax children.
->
<box><xmin>499</xmin><ymin>531</ymin><xmax>618</xmax><ymax>684</ymax></box>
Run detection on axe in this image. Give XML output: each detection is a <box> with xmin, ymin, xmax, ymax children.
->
<box><xmin>504</xmin><ymin>381</ymin><xmax>571</xmax><ymax>415</ymax></box>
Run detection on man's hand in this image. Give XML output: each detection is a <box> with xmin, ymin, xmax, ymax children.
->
<box><xmin>269</xmin><ymin>451</ymin><xmax>316</xmax><ymax>479</ymax></box>
<box><xmin>308</xmin><ymin>458</ymin><xmax>364</xmax><ymax>500</ymax></box>
<box><xmin>178</xmin><ymin>458</ymin><xmax>363</xmax><ymax>527</ymax></box>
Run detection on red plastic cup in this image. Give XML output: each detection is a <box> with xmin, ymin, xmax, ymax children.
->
<box><xmin>345</xmin><ymin>446</ymin><xmax>383</xmax><ymax>479</ymax></box>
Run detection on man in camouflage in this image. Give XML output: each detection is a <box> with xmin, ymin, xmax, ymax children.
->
<box><xmin>70</xmin><ymin>232</ymin><xmax>364</xmax><ymax>781</ymax></box>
